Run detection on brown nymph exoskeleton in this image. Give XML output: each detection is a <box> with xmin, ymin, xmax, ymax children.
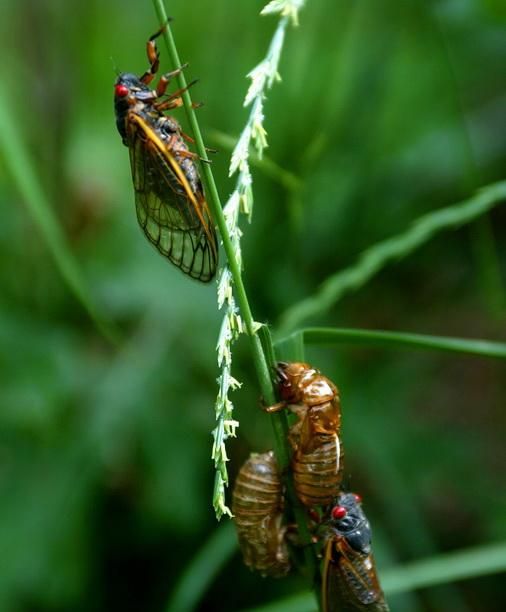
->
<box><xmin>231</xmin><ymin>451</ymin><xmax>290</xmax><ymax>577</ymax></box>
<box><xmin>266</xmin><ymin>362</ymin><xmax>344</xmax><ymax>508</ymax></box>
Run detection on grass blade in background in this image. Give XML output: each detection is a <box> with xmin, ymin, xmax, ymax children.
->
<box><xmin>278</xmin><ymin>327</ymin><xmax>506</xmax><ymax>359</ymax></box>
<box><xmin>0</xmin><ymin>89</ymin><xmax>118</xmax><ymax>344</ymax></box>
<box><xmin>165</xmin><ymin>522</ymin><xmax>237</xmax><ymax>612</ymax></box>
<box><xmin>242</xmin><ymin>540</ymin><xmax>506</xmax><ymax>612</ymax></box>
<box><xmin>278</xmin><ymin>181</ymin><xmax>506</xmax><ymax>333</ymax></box>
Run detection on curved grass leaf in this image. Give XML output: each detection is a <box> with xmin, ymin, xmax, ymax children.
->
<box><xmin>242</xmin><ymin>540</ymin><xmax>506</xmax><ymax>612</ymax></box>
<box><xmin>276</xmin><ymin>328</ymin><xmax>506</xmax><ymax>360</ymax></box>
<box><xmin>278</xmin><ymin>181</ymin><xmax>506</xmax><ymax>334</ymax></box>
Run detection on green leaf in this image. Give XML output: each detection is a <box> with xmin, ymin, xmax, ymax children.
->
<box><xmin>278</xmin><ymin>182</ymin><xmax>506</xmax><ymax>333</ymax></box>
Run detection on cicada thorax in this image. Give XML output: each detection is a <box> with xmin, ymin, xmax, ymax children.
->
<box><xmin>130</xmin><ymin>108</ymin><xmax>204</xmax><ymax>215</ymax></box>
<box><xmin>322</xmin><ymin>493</ymin><xmax>389</xmax><ymax>612</ymax></box>
<box><xmin>272</xmin><ymin>362</ymin><xmax>344</xmax><ymax>508</ymax></box>
<box><xmin>232</xmin><ymin>451</ymin><xmax>290</xmax><ymax>577</ymax></box>
<box><xmin>276</xmin><ymin>362</ymin><xmax>338</xmax><ymax>406</ymax></box>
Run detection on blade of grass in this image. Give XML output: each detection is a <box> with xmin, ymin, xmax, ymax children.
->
<box><xmin>382</xmin><ymin>540</ymin><xmax>506</xmax><ymax>594</ymax></box>
<box><xmin>242</xmin><ymin>540</ymin><xmax>506</xmax><ymax>612</ymax></box>
<box><xmin>150</xmin><ymin>5</ymin><xmax>320</xmax><ymax>605</ymax></box>
<box><xmin>275</xmin><ymin>330</ymin><xmax>305</xmax><ymax>362</ymax></box>
<box><xmin>278</xmin><ymin>327</ymin><xmax>506</xmax><ymax>360</ymax></box>
<box><xmin>278</xmin><ymin>181</ymin><xmax>506</xmax><ymax>334</ymax></box>
<box><xmin>165</xmin><ymin>522</ymin><xmax>237</xmax><ymax>612</ymax></box>
<box><xmin>150</xmin><ymin>4</ymin><xmax>319</xmax><ymax>609</ymax></box>
<box><xmin>0</xmin><ymin>89</ymin><xmax>119</xmax><ymax>345</ymax></box>
<box><xmin>243</xmin><ymin>593</ymin><xmax>318</xmax><ymax>612</ymax></box>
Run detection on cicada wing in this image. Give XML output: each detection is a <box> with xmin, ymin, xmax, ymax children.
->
<box><xmin>126</xmin><ymin>114</ymin><xmax>218</xmax><ymax>282</ymax></box>
<box><xmin>322</xmin><ymin>538</ymin><xmax>390</xmax><ymax>612</ymax></box>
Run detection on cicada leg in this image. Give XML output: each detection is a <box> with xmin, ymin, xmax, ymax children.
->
<box><xmin>140</xmin><ymin>19</ymin><xmax>172</xmax><ymax>85</ymax></box>
<box><xmin>263</xmin><ymin>401</ymin><xmax>287</xmax><ymax>414</ymax></box>
<box><xmin>155</xmin><ymin>77</ymin><xmax>198</xmax><ymax>107</ymax></box>
<box><xmin>154</xmin><ymin>64</ymin><xmax>189</xmax><ymax>96</ymax></box>
<box><xmin>178</xmin><ymin>129</ymin><xmax>218</xmax><ymax>154</ymax></box>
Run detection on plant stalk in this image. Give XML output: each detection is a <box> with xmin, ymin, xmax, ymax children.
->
<box><xmin>151</xmin><ymin>0</ymin><xmax>321</xmax><ymax>603</ymax></box>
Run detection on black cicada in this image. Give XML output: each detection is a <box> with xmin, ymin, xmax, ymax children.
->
<box><xmin>114</xmin><ymin>23</ymin><xmax>218</xmax><ymax>282</ymax></box>
<box><xmin>322</xmin><ymin>493</ymin><xmax>389</xmax><ymax>612</ymax></box>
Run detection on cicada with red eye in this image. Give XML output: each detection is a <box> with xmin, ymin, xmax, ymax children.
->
<box><xmin>266</xmin><ymin>362</ymin><xmax>344</xmax><ymax>508</ymax></box>
<box><xmin>113</xmin><ymin>22</ymin><xmax>218</xmax><ymax>282</ymax></box>
<box><xmin>232</xmin><ymin>451</ymin><xmax>290</xmax><ymax>577</ymax></box>
<box><xmin>322</xmin><ymin>493</ymin><xmax>389</xmax><ymax>612</ymax></box>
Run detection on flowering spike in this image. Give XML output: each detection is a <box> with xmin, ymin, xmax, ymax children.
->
<box><xmin>212</xmin><ymin>0</ymin><xmax>305</xmax><ymax>521</ymax></box>
<box><xmin>230</xmin><ymin>126</ymin><xmax>251</xmax><ymax>176</ymax></box>
<box><xmin>244</xmin><ymin>61</ymin><xmax>269</xmax><ymax>107</ymax></box>
<box><xmin>261</xmin><ymin>0</ymin><xmax>306</xmax><ymax>26</ymax></box>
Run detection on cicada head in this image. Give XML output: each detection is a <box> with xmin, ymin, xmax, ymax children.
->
<box><xmin>328</xmin><ymin>492</ymin><xmax>371</xmax><ymax>554</ymax></box>
<box><xmin>275</xmin><ymin>362</ymin><xmax>314</xmax><ymax>403</ymax></box>
<box><xmin>114</xmin><ymin>73</ymin><xmax>151</xmax><ymax>144</ymax></box>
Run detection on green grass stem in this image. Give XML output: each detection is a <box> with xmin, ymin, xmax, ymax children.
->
<box><xmin>150</xmin><ymin>0</ymin><xmax>276</xmax><ymax>405</ymax></box>
<box><xmin>150</xmin><ymin>0</ymin><xmax>290</xmax><ymax>500</ymax></box>
<box><xmin>151</xmin><ymin>2</ymin><xmax>321</xmax><ymax>606</ymax></box>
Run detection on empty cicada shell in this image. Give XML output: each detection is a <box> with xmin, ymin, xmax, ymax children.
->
<box><xmin>232</xmin><ymin>451</ymin><xmax>290</xmax><ymax>577</ymax></box>
<box><xmin>267</xmin><ymin>362</ymin><xmax>344</xmax><ymax>508</ymax></box>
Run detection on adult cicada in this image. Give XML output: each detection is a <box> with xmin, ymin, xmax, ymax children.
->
<box><xmin>321</xmin><ymin>493</ymin><xmax>389</xmax><ymax>612</ymax></box>
<box><xmin>232</xmin><ymin>451</ymin><xmax>290</xmax><ymax>577</ymax></box>
<box><xmin>114</xmin><ymin>23</ymin><xmax>218</xmax><ymax>282</ymax></box>
<box><xmin>266</xmin><ymin>362</ymin><xmax>344</xmax><ymax>508</ymax></box>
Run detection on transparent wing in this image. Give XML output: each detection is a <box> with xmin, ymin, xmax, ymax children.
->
<box><xmin>126</xmin><ymin>114</ymin><xmax>218</xmax><ymax>282</ymax></box>
<box><xmin>322</xmin><ymin>539</ymin><xmax>390</xmax><ymax>611</ymax></box>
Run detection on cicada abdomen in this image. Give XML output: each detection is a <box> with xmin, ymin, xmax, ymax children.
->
<box><xmin>292</xmin><ymin>433</ymin><xmax>343</xmax><ymax>508</ymax></box>
<box><xmin>322</xmin><ymin>493</ymin><xmax>389</xmax><ymax>612</ymax></box>
<box><xmin>268</xmin><ymin>362</ymin><xmax>344</xmax><ymax>508</ymax></box>
<box><xmin>232</xmin><ymin>451</ymin><xmax>290</xmax><ymax>577</ymax></box>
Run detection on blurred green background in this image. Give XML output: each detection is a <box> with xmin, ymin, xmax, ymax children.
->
<box><xmin>0</xmin><ymin>0</ymin><xmax>505</xmax><ymax>610</ymax></box>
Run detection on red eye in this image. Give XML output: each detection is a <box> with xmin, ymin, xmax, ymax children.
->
<box><xmin>115</xmin><ymin>84</ymin><xmax>129</xmax><ymax>97</ymax></box>
<box><xmin>353</xmin><ymin>493</ymin><xmax>362</xmax><ymax>504</ymax></box>
<box><xmin>331</xmin><ymin>505</ymin><xmax>347</xmax><ymax>520</ymax></box>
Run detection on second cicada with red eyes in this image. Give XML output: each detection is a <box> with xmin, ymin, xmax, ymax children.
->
<box><xmin>321</xmin><ymin>493</ymin><xmax>389</xmax><ymax>612</ymax></box>
<box><xmin>114</xmin><ymin>23</ymin><xmax>218</xmax><ymax>282</ymax></box>
<box><xmin>266</xmin><ymin>362</ymin><xmax>344</xmax><ymax>508</ymax></box>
